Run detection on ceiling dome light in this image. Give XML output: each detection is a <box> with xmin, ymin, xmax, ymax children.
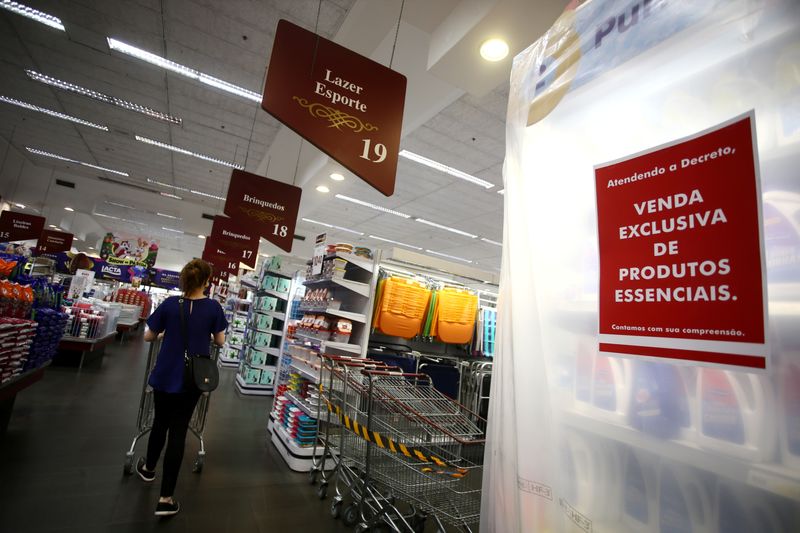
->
<box><xmin>480</xmin><ymin>38</ymin><xmax>509</xmax><ymax>62</ymax></box>
<box><xmin>316</xmin><ymin>185</ymin><xmax>330</xmax><ymax>193</ymax></box>
<box><xmin>330</xmin><ymin>172</ymin><xmax>344</xmax><ymax>181</ymax></box>
<box><xmin>64</xmin><ymin>206</ymin><xmax>74</xmax><ymax>211</ymax></box>
<box><xmin>198</xmin><ymin>235</ymin><xmax>206</xmax><ymax>239</ymax></box>
<box><xmin>14</xmin><ymin>203</ymin><xmax>25</xmax><ymax>209</ymax></box>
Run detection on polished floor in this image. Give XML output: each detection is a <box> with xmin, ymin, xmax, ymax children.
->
<box><xmin>0</xmin><ymin>332</ymin><xmax>350</xmax><ymax>533</ymax></box>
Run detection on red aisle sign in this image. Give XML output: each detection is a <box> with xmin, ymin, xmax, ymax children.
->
<box><xmin>262</xmin><ymin>19</ymin><xmax>406</xmax><ymax>197</ymax></box>
<box><xmin>224</xmin><ymin>169</ymin><xmax>301</xmax><ymax>253</ymax></box>
<box><xmin>37</xmin><ymin>229</ymin><xmax>74</xmax><ymax>253</ymax></box>
<box><xmin>595</xmin><ymin>113</ymin><xmax>767</xmax><ymax>370</ymax></box>
<box><xmin>208</xmin><ymin>217</ymin><xmax>258</xmax><ymax>268</ymax></box>
<box><xmin>0</xmin><ymin>211</ymin><xmax>46</xmax><ymax>242</ymax></box>
<box><xmin>202</xmin><ymin>249</ymin><xmax>238</xmax><ymax>276</ymax></box>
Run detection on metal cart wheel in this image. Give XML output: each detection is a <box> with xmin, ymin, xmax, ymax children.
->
<box><xmin>330</xmin><ymin>498</ymin><xmax>342</xmax><ymax>519</ymax></box>
<box><xmin>123</xmin><ymin>455</ymin><xmax>134</xmax><ymax>476</ymax></box>
<box><xmin>316</xmin><ymin>481</ymin><xmax>328</xmax><ymax>500</ymax></box>
<box><xmin>309</xmin><ymin>468</ymin><xmax>319</xmax><ymax>485</ymax></box>
<box><xmin>192</xmin><ymin>456</ymin><xmax>204</xmax><ymax>473</ymax></box>
<box><xmin>342</xmin><ymin>503</ymin><xmax>360</xmax><ymax>527</ymax></box>
<box><xmin>354</xmin><ymin>524</ymin><xmax>369</xmax><ymax>533</ymax></box>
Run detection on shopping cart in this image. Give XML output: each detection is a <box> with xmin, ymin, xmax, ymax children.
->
<box><xmin>122</xmin><ymin>337</ymin><xmax>217</xmax><ymax>475</ymax></box>
<box><xmin>309</xmin><ymin>355</ymin><xmax>396</xmax><ymax>503</ymax></box>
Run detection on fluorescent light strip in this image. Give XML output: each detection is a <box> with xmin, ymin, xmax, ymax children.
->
<box><xmin>160</xmin><ymin>192</ymin><xmax>183</xmax><ymax>200</ymax></box>
<box><xmin>301</xmin><ymin>217</ymin><xmax>364</xmax><ymax>236</ymax></box>
<box><xmin>0</xmin><ymin>95</ymin><xmax>108</xmax><ymax>130</ymax></box>
<box><xmin>190</xmin><ymin>189</ymin><xmax>225</xmax><ymax>201</ymax></box>
<box><xmin>415</xmin><ymin>218</ymin><xmax>477</xmax><ymax>239</ymax></box>
<box><xmin>26</xmin><ymin>147</ymin><xmax>129</xmax><ymax>176</ymax></box>
<box><xmin>480</xmin><ymin>237</ymin><xmax>502</xmax><ymax>246</ymax></box>
<box><xmin>335</xmin><ymin>194</ymin><xmax>410</xmax><ymax>218</ymax></box>
<box><xmin>399</xmin><ymin>150</ymin><xmax>494</xmax><ymax>189</ymax></box>
<box><xmin>497</xmin><ymin>189</ymin><xmax>505</xmax><ymax>195</ymax></box>
<box><xmin>107</xmin><ymin>38</ymin><xmax>261</xmax><ymax>102</ymax></box>
<box><xmin>369</xmin><ymin>235</ymin><xmax>422</xmax><ymax>250</ymax></box>
<box><xmin>95</xmin><ymin>212</ymin><xmax>146</xmax><ymax>226</ymax></box>
<box><xmin>0</xmin><ymin>1</ymin><xmax>64</xmax><ymax>30</ymax></box>
<box><xmin>161</xmin><ymin>226</ymin><xmax>184</xmax><ymax>234</ymax></box>
<box><xmin>147</xmin><ymin>177</ymin><xmax>189</xmax><ymax>192</ymax></box>
<box><xmin>105</xmin><ymin>200</ymin><xmax>136</xmax><ymax>209</ymax></box>
<box><xmin>135</xmin><ymin>135</ymin><xmax>243</xmax><ymax>169</ymax></box>
<box><xmin>157</xmin><ymin>212</ymin><xmax>182</xmax><ymax>220</ymax></box>
<box><xmin>425</xmin><ymin>249</ymin><xmax>473</xmax><ymax>264</ymax></box>
<box><xmin>25</xmin><ymin>70</ymin><xmax>181</xmax><ymax>125</ymax></box>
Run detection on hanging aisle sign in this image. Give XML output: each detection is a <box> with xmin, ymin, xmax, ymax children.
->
<box><xmin>595</xmin><ymin>113</ymin><xmax>767</xmax><ymax>369</ymax></box>
<box><xmin>37</xmin><ymin>229</ymin><xmax>73</xmax><ymax>254</ymax></box>
<box><xmin>262</xmin><ymin>19</ymin><xmax>407</xmax><ymax>197</ymax></box>
<box><xmin>208</xmin><ymin>216</ymin><xmax>259</xmax><ymax>268</ymax></box>
<box><xmin>223</xmin><ymin>169</ymin><xmax>301</xmax><ymax>253</ymax></box>
<box><xmin>0</xmin><ymin>211</ymin><xmax>46</xmax><ymax>242</ymax></box>
<box><xmin>201</xmin><ymin>248</ymin><xmax>239</xmax><ymax>276</ymax></box>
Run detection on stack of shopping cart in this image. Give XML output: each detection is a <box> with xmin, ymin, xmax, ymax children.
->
<box><xmin>309</xmin><ymin>353</ymin><xmax>486</xmax><ymax>533</ymax></box>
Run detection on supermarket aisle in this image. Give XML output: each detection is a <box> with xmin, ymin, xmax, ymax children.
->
<box><xmin>0</xmin><ymin>333</ymin><xmax>348</xmax><ymax>533</ymax></box>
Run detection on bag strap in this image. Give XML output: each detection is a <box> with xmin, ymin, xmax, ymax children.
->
<box><xmin>178</xmin><ymin>297</ymin><xmax>189</xmax><ymax>358</ymax></box>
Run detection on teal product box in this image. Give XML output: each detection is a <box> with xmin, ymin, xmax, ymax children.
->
<box><xmin>261</xmin><ymin>275</ymin><xmax>279</xmax><ymax>291</ymax></box>
<box><xmin>256</xmin><ymin>296</ymin><xmax>278</xmax><ymax>313</ymax></box>
<box><xmin>244</xmin><ymin>367</ymin><xmax>261</xmax><ymax>384</ymax></box>
<box><xmin>260</xmin><ymin>369</ymin><xmax>275</xmax><ymax>386</ymax></box>
<box><xmin>252</xmin><ymin>331</ymin><xmax>272</xmax><ymax>348</ymax></box>
<box><xmin>223</xmin><ymin>346</ymin><xmax>240</xmax><ymax>361</ymax></box>
<box><xmin>254</xmin><ymin>313</ymin><xmax>274</xmax><ymax>331</ymax></box>
<box><xmin>231</xmin><ymin>313</ymin><xmax>248</xmax><ymax>330</ymax></box>
<box><xmin>249</xmin><ymin>348</ymin><xmax>266</xmax><ymax>366</ymax></box>
<box><xmin>229</xmin><ymin>331</ymin><xmax>246</xmax><ymax>347</ymax></box>
<box><xmin>277</xmin><ymin>277</ymin><xmax>292</xmax><ymax>294</ymax></box>
<box><xmin>269</xmin><ymin>256</ymin><xmax>283</xmax><ymax>272</ymax></box>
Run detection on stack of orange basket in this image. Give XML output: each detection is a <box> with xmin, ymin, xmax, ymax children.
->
<box><xmin>430</xmin><ymin>287</ymin><xmax>479</xmax><ymax>344</ymax></box>
<box><xmin>373</xmin><ymin>277</ymin><xmax>431</xmax><ymax>339</ymax></box>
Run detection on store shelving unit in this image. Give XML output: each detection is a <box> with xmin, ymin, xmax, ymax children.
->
<box><xmin>268</xmin><ymin>248</ymin><xmax>380</xmax><ymax>471</ymax></box>
<box><xmin>235</xmin><ymin>256</ymin><xmax>296</xmax><ymax>396</ymax></box>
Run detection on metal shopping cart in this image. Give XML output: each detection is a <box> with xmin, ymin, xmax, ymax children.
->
<box><xmin>122</xmin><ymin>337</ymin><xmax>217</xmax><ymax>475</ymax></box>
<box><xmin>320</xmin><ymin>364</ymin><xmax>485</xmax><ymax>532</ymax></box>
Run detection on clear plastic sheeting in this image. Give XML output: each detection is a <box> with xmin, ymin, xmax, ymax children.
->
<box><xmin>485</xmin><ymin>0</ymin><xmax>800</xmax><ymax>531</ymax></box>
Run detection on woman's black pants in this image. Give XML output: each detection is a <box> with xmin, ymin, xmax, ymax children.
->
<box><xmin>145</xmin><ymin>389</ymin><xmax>201</xmax><ymax>497</ymax></box>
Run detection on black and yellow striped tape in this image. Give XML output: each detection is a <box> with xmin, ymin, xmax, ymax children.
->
<box><xmin>324</xmin><ymin>399</ymin><xmax>468</xmax><ymax>478</ymax></box>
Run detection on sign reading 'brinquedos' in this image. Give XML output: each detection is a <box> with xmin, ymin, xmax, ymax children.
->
<box><xmin>595</xmin><ymin>112</ymin><xmax>767</xmax><ymax>370</ymax></box>
<box><xmin>208</xmin><ymin>216</ymin><xmax>259</xmax><ymax>268</ymax></box>
<box><xmin>224</xmin><ymin>169</ymin><xmax>301</xmax><ymax>253</ymax></box>
<box><xmin>262</xmin><ymin>19</ymin><xmax>406</xmax><ymax>197</ymax></box>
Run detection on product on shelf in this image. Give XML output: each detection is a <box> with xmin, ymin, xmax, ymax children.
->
<box><xmin>63</xmin><ymin>300</ymin><xmax>118</xmax><ymax>339</ymax></box>
<box><xmin>107</xmin><ymin>288</ymin><xmax>152</xmax><ymax>319</ymax></box>
<box><xmin>25</xmin><ymin>308</ymin><xmax>69</xmax><ymax>370</ymax></box>
<box><xmin>0</xmin><ymin>317</ymin><xmax>36</xmax><ymax>383</ymax></box>
<box><xmin>0</xmin><ymin>280</ymin><xmax>35</xmax><ymax>319</ymax></box>
<box><xmin>331</xmin><ymin>318</ymin><xmax>352</xmax><ymax>343</ymax></box>
<box><xmin>373</xmin><ymin>277</ymin><xmax>431</xmax><ymax>339</ymax></box>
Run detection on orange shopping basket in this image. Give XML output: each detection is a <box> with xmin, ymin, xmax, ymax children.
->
<box><xmin>433</xmin><ymin>288</ymin><xmax>478</xmax><ymax>344</ymax></box>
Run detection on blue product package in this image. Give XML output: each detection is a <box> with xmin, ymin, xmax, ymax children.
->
<box><xmin>629</xmin><ymin>362</ymin><xmax>688</xmax><ymax>439</ymax></box>
<box><xmin>658</xmin><ymin>467</ymin><xmax>692</xmax><ymax>533</ymax></box>
<box><xmin>623</xmin><ymin>451</ymin><xmax>650</xmax><ymax>526</ymax></box>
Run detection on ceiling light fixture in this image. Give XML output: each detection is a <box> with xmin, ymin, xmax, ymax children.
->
<box><xmin>369</xmin><ymin>235</ymin><xmax>422</xmax><ymax>250</ymax></box>
<box><xmin>0</xmin><ymin>1</ymin><xmax>64</xmax><ymax>31</ymax></box>
<box><xmin>480</xmin><ymin>237</ymin><xmax>502</xmax><ymax>246</ymax></box>
<box><xmin>479</xmin><ymin>38</ymin><xmax>510</xmax><ymax>62</ymax></box>
<box><xmin>197</xmin><ymin>235</ymin><xmax>206</xmax><ymax>240</ymax></box>
<box><xmin>301</xmin><ymin>217</ymin><xmax>364</xmax><ymax>236</ymax></box>
<box><xmin>0</xmin><ymin>95</ymin><xmax>109</xmax><ymax>130</ymax></box>
<box><xmin>135</xmin><ymin>135</ymin><xmax>243</xmax><ymax>169</ymax></box>
<box><xmin>25</xmin><ymin>70</ymin><xmax>181</xmax><ymax>125</ymax></box>
<box><xmin>160</xmin><ymin>192</ymin><xmax>182</xmax><ymax>200</ymax></box>
<box><xmin>88</xmin><ymin>246</ymin><xmax>95</xmax><ymax>250</ymax></box>
<box><xmin>330</xmin><ymin>172</ymin><xmax>345</xmax><ymax>181</ymax></box>
<box><xmin>107</xmin><ymin>38</ymin><xmax>261</xmax><ymax>102</ymax></box>
<box><xmin>94</xmin><ymin>213</ymin><xmax>120</xmax><ymax>220</ymax></box>
<box><xmin>14</xmin><ymin>203</ymin><xmax>25</xmax><ymax>209</ymax></box>
<box><xmin>64</xmin><ymin>207</ymin><xmax>74</xmax><ymax>212</ymax></box>
<box><xmin>48</xmin><ymin>224</ymin><xmax>57</xmax><ymax>228</ymax></box>
<box><xmin>156</xmin><ymin>212</ymin><xmax>182</xmax><ymax>220</ymax></box>
<box><xmin>161</xmin><ymin>226</ymin><xmax>184</xmax><ymax>234</ymax></box>
<box><xmin>415</xmin><ymin>218</ymin><xmax>478</xmax><ymax>239</ymax></box>
<box><xmin>105</xmin><ymin>200</ymin><xmax>136</xmax><ymax>209</ymax></box>
<box><xmin>146</xmin><ymin>178</ymin><xmax>188</xmax><ymax>192</ymax></box>
<box><xmin>26</xmin><ymin>147</ymin><xmax>129</xmax><ymax>176</ymax></box>
<box><xmin>190</xmin><ymin>189</ymin><xmax>225</xmax><ymax>201</ymax></box>
<box><xmin>316</xmin><ymin>185</ymin><xmax>330</xmax><ymax>193</ymax></box>
<box><xmin>335</xmin><ymin>194</ymin><xmax>410</xmax><ymax>218</ymax></box>
<box><xmin>399</xmin><ymin>150</ymin><xmax>494</xmax><ymax>189</ymax></box>
<box><xmin>425</xmin><ymin>249</ymin><xmax>473</xmax><ymax>264</ymax></box>
<box><xmin>497</xmin><ymin>189</ymin><xmax>505</xmax><ymax>195</ymax></box>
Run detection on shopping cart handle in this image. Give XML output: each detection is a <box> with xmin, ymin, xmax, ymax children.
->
<box><xmin>361</xmin><ymin>369</ymin><xmax>428</xmax><ymax>378</ymax></box>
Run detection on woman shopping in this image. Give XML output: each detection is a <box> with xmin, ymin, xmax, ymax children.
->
<box><xmin>138</xmin><ymin>259</ymin><xmax>227</xmax><ymax>516</ymax></box>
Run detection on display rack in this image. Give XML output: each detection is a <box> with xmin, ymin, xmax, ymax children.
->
<box><xmin>234</xmin><ymin>256</ymin><xmax>297</xmax><ymax>396</ymax></box>
<box><xmin>268</xmin><ymin>244</ymin><xmax>380</xmax><ymax>471</ymax></box>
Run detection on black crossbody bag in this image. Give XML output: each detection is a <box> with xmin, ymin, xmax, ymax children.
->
<box><xmin>179</xmin><ymin>297</ymin><xmax>219</xmax><ymax>392</ymax></box>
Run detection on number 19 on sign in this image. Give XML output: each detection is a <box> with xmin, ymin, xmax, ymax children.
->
<box><xmin>360</xmin><ymin>139</ymin><xmax>387</xmax><ymax>163</ymax></box>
